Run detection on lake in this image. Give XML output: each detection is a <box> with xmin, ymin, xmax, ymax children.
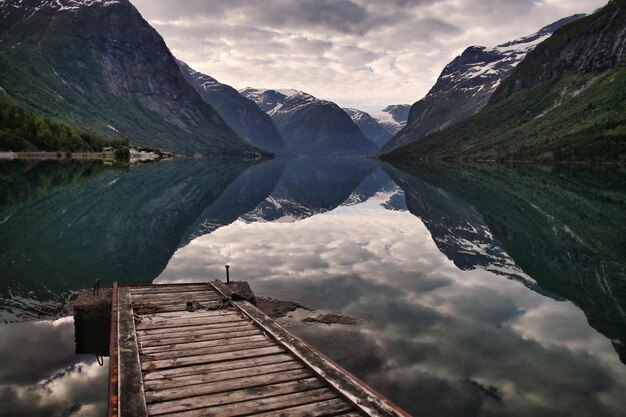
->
<box><xmin>1</xmin><ymin>158</ymin><xmax>625</xmax><ymax>417</ymax></box>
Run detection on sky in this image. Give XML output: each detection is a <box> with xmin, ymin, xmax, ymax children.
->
<box><xmin>131</xmin><ymin>0</ymin><xmax>606</xmax><ymax>111</ymax></box>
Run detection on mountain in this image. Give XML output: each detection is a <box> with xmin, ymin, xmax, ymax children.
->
<box><xmin>381</xmin><ymin>14</ymin><xmax>584</xmax><ymax>154</ymax></box>
<box><xmin>385</xmin><ymin>2</ymin><xmax>626</xmax><ymax>162</ymax></box>
<box><xmin>177</xmin><ymin>61</ymin><xmax>287</xmax><ymax>155</ymax></box>
<box><xmin>240</xmin><ymin>88</ymin><xmax>378</xmax><ymax>156</ymax></box>
<box><xmin>0</xmin><ymin>0</ymin><xmax>258</xmax><ymax>155</ymax></box>
<box><xmin>371</xmin><ymin>105</ymin><xmax>410</xmax><ymax>135</ymax></box>
<box><xmin>343</xmin><ymin>108</ymin><xmax>393</xmax><ymax>148</ymax></box>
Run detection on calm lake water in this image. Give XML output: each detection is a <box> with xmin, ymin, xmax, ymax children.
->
<box><xmin>1</xmin><ymin>158</ymin><xmax>625</xmax><ymax>417</ymax></box>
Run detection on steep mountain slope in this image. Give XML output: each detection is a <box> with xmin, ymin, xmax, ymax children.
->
<box><xmin>0</xmin><ymin>0</ymin><xmax>257</xmax><ymax>155</ymax></box>
<box><xmin>241</xmin><ymin>88</ymin><xmax>378</xmax><ymax>156</ymax></box>
<box><xmin>371</xmin><ymin>104</ymin><xmax>410</xmax><ymax>135</ymax></box>
<box><xmin>178</xmin><ymin>61</ymin><xmax>287</xmax><ymax>155</ymax></box>
<box><xmin>382</xmin><ymin>14</ymin><xmax>584</xmax><ymax>153</ymax></box>
<box><xmin>385</xmin><ymin>2</ymin><xmax>625</xmax><ymax>162</ymax></box>
<box><xmin>0</xmin><ymin>93</ymin><xmax>127</xmax><ymax>152</ymax></box>
<box><xmin>343</xmin><ymin>108</ymin><xmax>393</xmax><ymax>148</ymax></box>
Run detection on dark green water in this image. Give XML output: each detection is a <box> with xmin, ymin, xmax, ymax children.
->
<box><xmin>0</xmin><ymin>158</ymin><xmax>625</xmax><ymax>416</ymax></box>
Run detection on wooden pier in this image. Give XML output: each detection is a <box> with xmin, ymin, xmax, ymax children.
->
<box><xmin>108</xmin><ymin>281</ymin><xmax>410</xmax><ymax>417</ymax></box>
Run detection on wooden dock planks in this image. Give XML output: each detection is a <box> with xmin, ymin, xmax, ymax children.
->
<box><xmin>110</xmin><ymin>282</ymin><xmax>410</xmax><ymax>417</ymax></box>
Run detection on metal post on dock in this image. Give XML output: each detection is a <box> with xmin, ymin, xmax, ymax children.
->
<box><xmin>225</xmin><ymin>264</ymin><xmax>230</xmax><ymax>283</ymax></box>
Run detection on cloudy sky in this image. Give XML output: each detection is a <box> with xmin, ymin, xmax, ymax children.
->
<box><xmin>132</xmin><ymin>0</ymin><xmax>604</xmax><ymax>112</ymax></box>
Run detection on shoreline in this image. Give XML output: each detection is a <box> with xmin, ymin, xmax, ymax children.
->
<box><xmin>0</xmin><ymin>151</ymin><xmax>115</xmax><ymax>160</ymax></box>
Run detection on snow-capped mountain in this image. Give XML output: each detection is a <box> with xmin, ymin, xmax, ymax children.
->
<box><xmin>371</xmin><ymin>105</ymin><xmax>411</xmax><ymax>135</ymax></box>
<box><xmin>178</xmin><ymin>61</ymin><xmax>287</xmax><ymax>155</ymax></box>
<box><xmin>240</xmin><ymin>88</ymin><xmax>378</xmax><ymax>156</ymax></box>
<box><xmin>381</xmin><ymin>14</ymin><xmax>585</xmax><ymax>153</ymax></box>
<box><xmin>0</xmin><ymin>0</ymin><xmax>121</xmax><ymax>15</ymax></box>
<box><xmin>343</xmin><ymin>108</ymin><xmax>393</xmax><ymax>148</ymax></box>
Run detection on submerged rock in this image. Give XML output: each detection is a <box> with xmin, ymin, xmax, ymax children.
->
<box><xmin>256</xmin><ymin>296</ymin><xmax>312</xmax><ymax>318</ymax></box>
<box><xmin>302</xmin><ymin>313</ymin><xmax>358</xmax><ymax>325</ymax></box>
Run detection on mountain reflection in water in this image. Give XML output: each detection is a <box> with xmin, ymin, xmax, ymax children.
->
<box><xmin>0</xmin><ymin>158</ymin><xmax>625</xmax><ymax>417</ymax></box>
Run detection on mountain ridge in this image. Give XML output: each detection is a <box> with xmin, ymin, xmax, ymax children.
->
<box><xmin>241</xmin><ymin>88</ymin><xmax>378</xmax><ymax>156</ymax></box>
<box><xmin>381</xmin><ymin>14</ymin><xmax>585</xmax><ymax>153</ymax></box>
<box><xmin>178</xmin><ymin>60</ymin><xmax>287</xmax><ymax>155</ymax></box>
<box><xmin>343</xmin><ymin>108</ymin><xmax>393</xmax><ymax>148</ymax></box>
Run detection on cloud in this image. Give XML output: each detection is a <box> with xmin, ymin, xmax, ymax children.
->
<box><xmin>131</xmin><ymin>0</ymin><xmax>606</xmax><ymax>109</ymax></box>
<box><xmin>0</xmin><ymin>318</ymin><xmax>108</xmax><ymax>417</ymax></box>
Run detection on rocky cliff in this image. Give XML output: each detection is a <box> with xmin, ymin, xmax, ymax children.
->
<box><xmin>0</xmin><ymin>0</ymin><xmax>257</xmax><ymax>155</ymax></box>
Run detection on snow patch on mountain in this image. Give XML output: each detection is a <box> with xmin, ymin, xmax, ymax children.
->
<box><xmin>382</xmin><ymin>14</ymin><xmax>585</xmax><ymax>153</ymax></box>
<box><xmin>2</xmin><ymin>0</ymin><xmax>120</xmax><ymax>16</ymax></box>
<box><xmin>370</xmin><ymin>104</ymin><xmax>410</xmax><ymax>134</ymax></box>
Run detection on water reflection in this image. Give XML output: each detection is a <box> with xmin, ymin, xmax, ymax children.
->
<box><xmin>156</xmin><ymin>161</ymin><xmax>626</xmax><ymax>416</ymax></box>
<box><xmin>0</xmin><ymin>158</ymin><xmax>258</xmax><ymax>320</ymax></box>
<box><xmin>1</xmin><ymin>158</ymin><xmax>625</xmax><ymax>416</ymax></box>
<box><xmin>0</xmin><ymin>317</ymin><xmax>108</xmax><ymax>417</ymax></box>
<box><xmin>385</xmin><ymin>162</ymin><xmax>626</xmax><ymax>364</ymax></box>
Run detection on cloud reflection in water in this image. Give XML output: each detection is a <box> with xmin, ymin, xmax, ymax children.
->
<box><xmin>0</xmin><ymin>317</ymin><xmax>108</xmax><ymax>417</ymax></box>
<box><xmin>158</xmin><ymin>195</ymin><xmax>626</xmax><ymax>417</ymax></box>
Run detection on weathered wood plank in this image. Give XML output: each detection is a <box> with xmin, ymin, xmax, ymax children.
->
<box><xmin>135</xmin><ymin>313</ymin><xmax>243</xmax><ymax>331</ymax></box>
<box><xmin>137</xmin><ymin>309</ymin><xmax>233</xmax><ymax>319</ymax></box>
<box><xmin>146</xmin><ymin>377</ymin><xmax>325</xmax><ymax>415</ymax></box>
<box><xmin>132</xmin><ymin>297</ymin><xmax>223</xmax><ymax>306</ymax></box>
<box><xmin>114</xmin><ymin>282</ymin><xmax>408</xmax><ymax>417</ymax></box>
<box><xmin>143</xmin><ymin>353</ymin><xmax>295</xmax><ymax>381</ymax></box>
<box><xmin>129</xmin><ymin>290</ymin><xmax>216</xmax><ymax>298</ymax></box>
<box><xmin>136</xmin><ymin>310</ymin><xmax>237</xmax><ymax>321</ymax></box>
<box><xmin>137</xmin><ymin>328</ymin><xmax>262</xmax><ymax>348</ymax></box>
<box><xmin>144</xmin><ymin>360</ymin><xmax>304</xmax><ymax>391</ymax></box>
<box><xmin>132</xmin><ymin>297</ymin><xmax>222</xmax><ymax>305</ymax></box>
<box><xmin>129</xmin><ymin>285</ymin><xmax>213</xmax><ymax>294</ymax></box>
<box><xmin>162</xmin><ymin>388</ymin><xmax>340</xmax><ymax>417</ymax></box>
<box><xmin>108</xmin><ymin>283</ymin><xmax>119</xmax><ymax>417</ymax></box>
<box><xmin>210</xmin><ymin>280</ymin><xmax>411</xmax><ymax>417</ymax></box>
<box><xmin>247</xmin><ymin>398</ymin><xmax>354</xmax><ymax>417</ymax></box>
<box><xmin>135</xmin><ymin>309</ymin><xmax>239</xmax><ymax>322</ymax></box>
<box><xmin>117</xmin><ymin>287</ymin><xmax>148</xmax><ymax>417</ymax></box>
<box><xmin>129</xmin><ymin>300</ymin><xmax>222</xmax><ymax>313</ymax></box>
<box><xmin>133</xmin><ymin>293</ymin><xmax>223</xmax><ymax>305</ymax></box>
<box><xmin>136</xmin><ymin>321</ymin><xmax>253</xmax><ymax>338</ymax></box>
<box><xmin>140</xmin><ymin>334</ymin><xmax>268</xmax><ymax>355</ymax></box>
<box><xmin>145</xmin><ymin>368</ymin><xmax>313</xmax><ymax>403</ymax></box>
<box><xmin>141</xmin><ymin>339</ymin><xmax>276</xmax><ymax>362</ymax></box>
<box><xmin>142</xmin><ymin>345</ymin><xmax>285</xmax><ymax>371</ymax></box>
